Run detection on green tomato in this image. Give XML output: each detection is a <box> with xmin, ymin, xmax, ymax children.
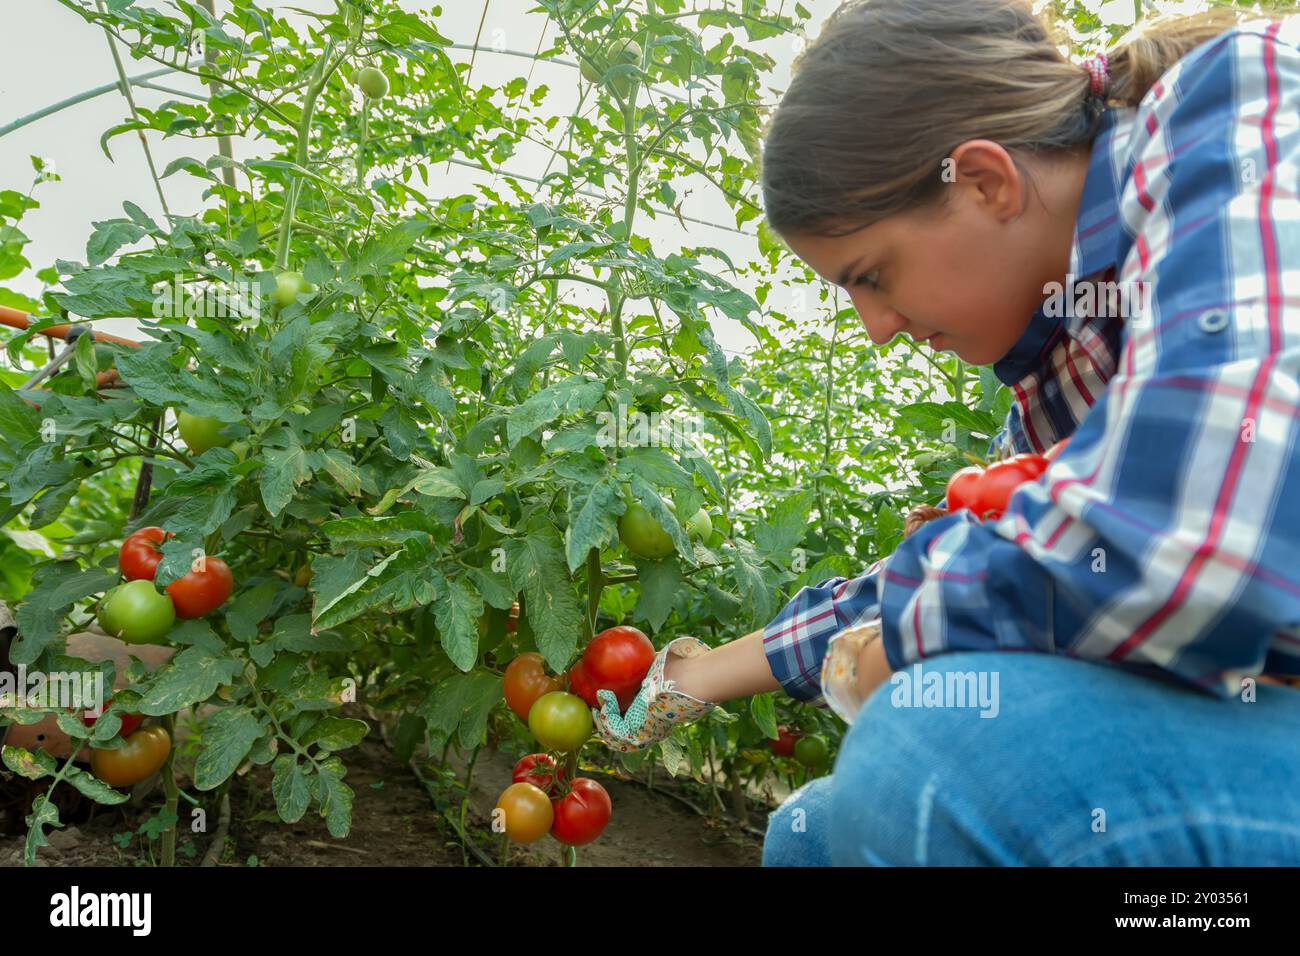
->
<box><xmin>97</xmin><ymin>580</ymin><xmax>176</xmax><ymax>645</ymax></box>
<box><xmin>684</xmin><ymin>508</ymin><xmax>712</xmax><ymax>541</ymax></box>
<box><xmin>605</xmin><ymin>38</ymin><xmax>641</xmax><ymax>97</ymax></box>
<box><xmin>579</xmin><ymin>52</ymin><xmax>603</xmax><ymax>83</ymax></box>
<box><xmin>96</xmin><ymin>584</ymin><xmax>127</xmax><ymax>637</ymax></box>
<box><xmin>606</xmin><ymin>38</ymin><xmax>641</xmax><ymax>64</ymax></box>
<box><xmin>618</xmin><ymin>501</ymin><xmax>675</xmax><ymax>560</ymax></box>
<box><xmin>272</xmin><ymin>271</ymin><xmax>314</xmax><ymax>308</ymax></box>
<box><xmin>794</xmin><ymin>733</ymin><xmax>830</xmax><ymax>769</ymax></box>
<box><xmin>176</xmin><ymin>411</ymin><xmax>232</xmax><ymax>456</ymax></box>
<box><xmin>528</xmin><ymin>692</ymin><xmax>593</xmax><ymax>753</ymax></box>
<box><xmin>356</xmin><ymin>66</ymin><xmax>389</xmax><ymax>99</ymax></box>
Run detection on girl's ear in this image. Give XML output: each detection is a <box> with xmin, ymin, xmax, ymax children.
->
<box><xmin>946</xmin><ymin>140</ymin><xmax>1025</xmax><ymax>220</ymax></box>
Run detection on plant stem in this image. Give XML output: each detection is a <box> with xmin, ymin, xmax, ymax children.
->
<box><xmin>160</xmin><ymin>713</ymin><xmax>180</xmax><ymax>867</ymax></box>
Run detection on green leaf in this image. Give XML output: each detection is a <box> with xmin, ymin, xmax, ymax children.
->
<box><xmin>749</xmin><ymin>692</ymin><xmax>778</xmax><ymax>740</ymax></box>
<box><xmin>309</xmin><ymin>756</ymin><xmax>354</xmax><ymax>838</ymax></box>
<box><xmin>754</xmin><ymin>490</ymin><xmax>815</xmax><ymax>559</ymax></box>
<box><xmin>506</xmin><ymin>376</ymin><xmax>607</xmax><ymax>445</ymax></box>
<box><xmin>271</xmin><ymin>755</ymin><xmax>311</xmax><ymax>823</ymax></box>
<box><xmin>506</xmin><ymin>530</ymin><xmax>583</xmax><ymax>673</ymax></box>
<box><xmin>1</xmin><ymin>745</ymin><xmax>56</xmax><ymax>780</ymax></box>
<box><xmin>300</xmin><ymin>717</ymin><xmax>369</xmax><ymax>752</ymax></box>
<box><xmin>136</xmin><ymin>645</ymin><xmax>242</xmax><ymax>715</ymax></box>
<box><xmin>259</xmin><ymin>444</ymin><xmax>315</xmax><ymax>517</ymax></box>
<box><xmin>64</xmin><ymin>764</ymin><xmax>131</xmax><ymax>805</ymax></box>
<box><xmin>194</xmin><ymin>706</ymin><xmax>263</xmax><ymax>790</ymax></box>
<box><xmin>13</xmin><ymin>564</ymin><xmax>117</xmax><ymax>666</ymax></box>
<box><xmin>564</xmin><ymin>476</ymin><xmax>621</xmax><ymax>572</ymax></box>
<box><xmin>226</xmin><ymin>579</ymin><xmax>277</xmax><ymax>643</ymax></box>
<box><xmin>433</xmin><ymin>576</ymin><xmax>483</xmax><ymax>671</ymax></box>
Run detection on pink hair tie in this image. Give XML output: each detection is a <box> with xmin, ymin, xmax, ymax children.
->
<box><xmin>1083</xmin><ymin>52</ymin><xmax>1110</xmax><ymax>98</ymax></box>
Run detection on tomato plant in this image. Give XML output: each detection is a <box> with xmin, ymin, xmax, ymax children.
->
<box><xmin>0</xmin><ymin>0</ymin><xmax>865</xmax><ymax>866</ymax></box>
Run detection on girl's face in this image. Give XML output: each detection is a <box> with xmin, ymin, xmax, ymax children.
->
<box><xmin>781</xmin><ymin>141</ymin><xmax>1089</xmax><ymax>366</ymax></box>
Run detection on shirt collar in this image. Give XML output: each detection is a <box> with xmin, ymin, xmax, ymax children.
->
<box><xmin>991</xmin><ymin>106</ymin><xmax>1132</xmax><ymax>385</ymax></box>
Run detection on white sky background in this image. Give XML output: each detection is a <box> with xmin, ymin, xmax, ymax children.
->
<box><xmin>1</xmin><ymin>0</ymin><xmax>1157</xmax><ymax>355</ymax></box>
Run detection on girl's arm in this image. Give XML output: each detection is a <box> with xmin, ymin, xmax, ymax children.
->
<box><xmin>663</xmin><ymin>628</ymin><xmax>781</xmax><ymax>702</ymax></box>
<box><xmin>664</xmin><ymin>626</ymin><xmax>894</xmax><ymax>711</ymax></box>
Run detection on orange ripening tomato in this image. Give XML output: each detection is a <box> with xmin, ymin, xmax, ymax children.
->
<box><xmin>89</xmin><ymin>726</ymin><xmax>171</xmax><ymax>788</ymax></box>
<box><xmin>503</xmin><ymin>652</ymin><xmax>562</xmax><ymax>722</ymax></box>
<box><xmin>496</xmin><ymin>782</ymin><xmax>554</xmax><ymax>843</ymax></box>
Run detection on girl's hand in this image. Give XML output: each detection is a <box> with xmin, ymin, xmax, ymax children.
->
<box><xmin>592</xmin><ymin>636</ymin><xmax>716</xmax><ymax>752</ymax></box>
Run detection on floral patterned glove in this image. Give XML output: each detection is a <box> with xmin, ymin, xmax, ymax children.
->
<box><xmin>594</xmin><ymin>636</ymin><xmax>716</xmax><ymax>753</ymax></box>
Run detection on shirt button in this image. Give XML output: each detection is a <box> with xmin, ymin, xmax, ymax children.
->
<box><xmin>1198</xmin><ymin>309</ymin><xmax>1229</xmax><ymax>333</ymax></box>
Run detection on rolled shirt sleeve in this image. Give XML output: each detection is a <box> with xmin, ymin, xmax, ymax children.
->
<box><xmin>762</xmin><ymin>561</ymin><xmax>884</xmax><ymax>706</ymax></box>
<box><xmin>879</xmin><ymin>21</ymin><xmax>1300</xmax><ymax>696</ymax></box>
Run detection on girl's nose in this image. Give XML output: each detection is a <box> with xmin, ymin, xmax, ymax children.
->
<box><xmin>852</xmin><ymin>297</ymin><xmax>906</xmax><ymax>346</ymax></box>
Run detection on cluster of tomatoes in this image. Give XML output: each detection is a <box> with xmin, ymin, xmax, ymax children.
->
<box><xmin>943</xmin><ymin>438</ymin><xmax>1069</xmax><ymax>522</ymax></box>
<box><xmin>578</xmin><ymin>37</ymin><xmax>642</xmax><ymax>98</ymax></box>
<box><xmin>767</xmin><ymin>725</ymin><xmax>830</xmax><ymax>770</ymax></box>
<box><xmin>617</xmin><ymin>498</ymin><xmax>721</xmax><ymax>560</ymax></box>
<box><xmin>494</xmin><ymin>625</ymin><xmax>656</xmax><ymax>848</ymax></box>
<box><xmin>96</xmin><ymin>526</ymin><xmax>233</xmax><ymax>646</ymax></box>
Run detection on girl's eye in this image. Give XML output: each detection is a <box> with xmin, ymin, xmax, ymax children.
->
<box><xmin>854</xmin><ymin>270</ymin><xmax>880</xmax><ymax>290</ymax></box>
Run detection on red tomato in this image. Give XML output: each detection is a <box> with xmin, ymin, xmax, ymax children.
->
<box><xmin>119</xmin><ymin>527</ymin><xmax>171</xmax><ymax>581</ymax></box>
<box><xmin>1044</xmin><ymin>437</ymin><xmax>1071</xmax><ymax>463</ymax></box>
<box><xmin>512</xmin><ymin>753</ymin><xmax>568</xmax><ymax>797</ymax></box>
<box><xmin>769</xmin><ymin>725</ymin><xmax>800</xmax><ymax>758</ymax></box>
<box><xmin>578</xmin><ymin>625</ymin><xmax>655</xmax><ymax>711</ymax></box>
<box><xmin>567</xmin><ymin>658</ymin><xmax>599</xmax><ymax>708</ymax></box>
<box><xmin>166</xmin><ymin>556</ymin><xmax>234</xmax><ymax>619</ymax></box>
<box><xmin>945</xmin><ymin>455</ymin><xmax>1050</xmax><ymax>521</ymax></box>
<box><xmin>550</xmin><ymin>777</ymin><xmax>612</xmax><ymax>846</ymax></box>
<box><xmin>81</xmin><ymin>699</ymin><xmax>143</xmax><ymax>738</ymax></box>
<box><xmin>944</xmin><ymin>466</ymin><xmax>985</xmax><ymax>515</ymax></box>
<box><xmin>503</xmin><ymin>653</ymin><xmax>562</xmax><ymax>722</ymax></box>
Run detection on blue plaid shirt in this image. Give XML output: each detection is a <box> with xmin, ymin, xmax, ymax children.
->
<box><xmin>764</xmin><ymin>19</ymin><xmax>1300</xmax><ymax>706</ymax></box>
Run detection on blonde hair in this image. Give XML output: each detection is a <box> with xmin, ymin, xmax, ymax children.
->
<box><xmin>761</xmin><ymin>0</ymin><xmax>1299</xmax><ymax>236</ymax></box>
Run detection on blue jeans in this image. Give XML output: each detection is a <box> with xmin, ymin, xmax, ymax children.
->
<box><xmin>763</xmin><ymin>652</ymin><xmax>1300</xmax><ymax>865</ymax></box>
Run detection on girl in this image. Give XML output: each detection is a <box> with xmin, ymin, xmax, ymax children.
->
<box><xmin>594</xmin><ymin>0</ymin><xmax>1300</xmax><ymax>866</ymax></box>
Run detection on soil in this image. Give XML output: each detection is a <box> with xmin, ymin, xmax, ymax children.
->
<box><xmin>0</xmin><ymin>710</ymin><xmax>769</xmax><ymax>867</ymax></box>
